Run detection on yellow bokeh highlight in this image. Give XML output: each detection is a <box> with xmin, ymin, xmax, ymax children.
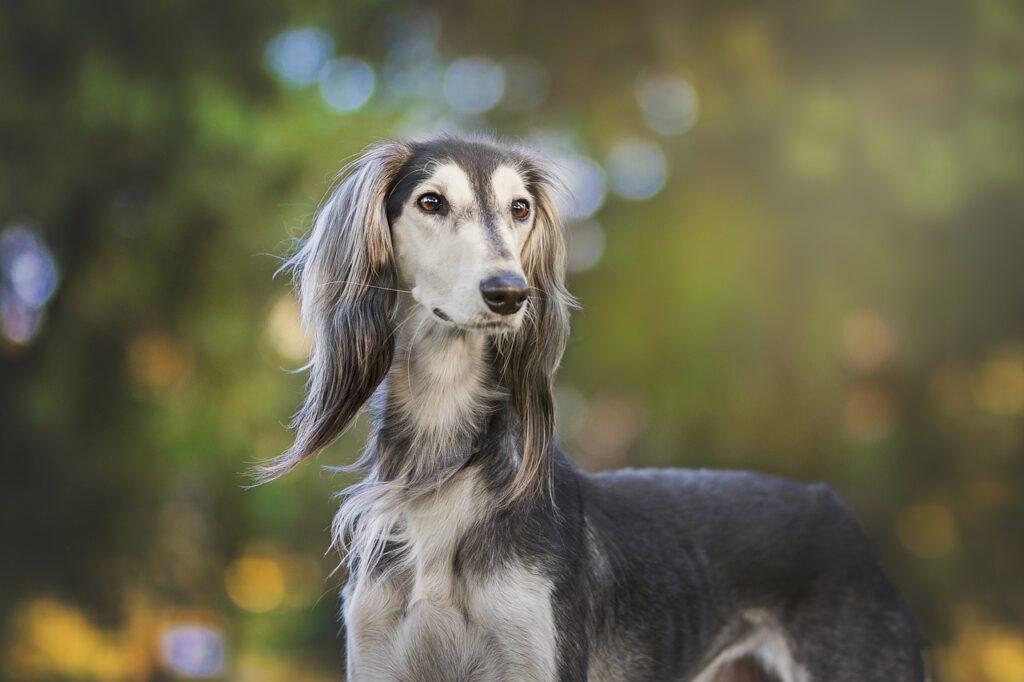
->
<box><xmin>973</xmin><ymin>351</ymin><xmax>1024</xmax><ymax>416</ymax></box>
<box><xmin>225</xmin><ymin>555</ymin><xmax>286</xmax><ymax>613</ymax></box>
<box><xmin>981</xmin><ymin>634</ymin><xmax>1024</xmax><ymax>682</ymax></box>
<box><xmin>841</xmin><ymin>310</ymin><xmax>896</xmax><ymax>373</ymax></box>
<box><xmin>266</xmin><ymin>293</ymin><xmax>311</xmax><ymax>361</ymax></box>
<box><xmin>2</xmin><ymin>593</ymin><xmax>168</xmax><ymax>681</ymax></box>
<box><xmin>4</xmin><ymin>599</ymin><xmax>125</xmax><ymax>679</ymax></box>
<box><xmin>127</xmin><ymin>332</ymin><xmax>194</xmax><ymax>394</ymax></box>
<box><xmin>942</xmin><ymin>610</ymin><xmax>1024</xmax><ymax>682</ymax></box>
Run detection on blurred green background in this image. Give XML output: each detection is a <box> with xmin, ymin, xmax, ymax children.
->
<box><xmin>2</xmin><ymin>0</ymin><xmax>1023</xmax><ymax>679</ymax></box>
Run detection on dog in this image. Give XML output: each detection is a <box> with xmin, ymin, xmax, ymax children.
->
<box><xmin>259</xmin><ymin>135</ymin><xmax>926</xmax><ymax>681</ymax></box>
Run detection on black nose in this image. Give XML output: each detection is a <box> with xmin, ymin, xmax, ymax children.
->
<box><xmin>480</xmin><ymin>274</ymin><xmax>528</xmax><ymax>315</ymax></box>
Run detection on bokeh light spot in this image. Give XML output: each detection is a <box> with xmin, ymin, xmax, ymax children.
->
<box><xmin>972</xmin><ymin>351</ymin><xmax>1024</xmax><ymax>416</ymax></box>
<box><xmin>0</xmin><ymin>223</ymin><xmax>59</xmax><ymax>346</ymax></box>
<box><xmin>443</xmin><ymin>57</ymin><xmax>505</xmax><ymax>114</ymax></box>
<box><xmin>5</xmin><ymin>598</ymin><xmax>140</xmax><ymax>679</ymax></box>
<box><xmin>606</xmin><ymin>139</ymin><xmax>668</xmax><ymax>200</ymax></box>
<box><xmin>8</xmin><ymin>599</ymin><xmax>106</xmax><ymax>677</ymax></box>
<box><xmin>127</xmin><ymin>333</ymin><xmax>195</xmax><ymax>396</ymax></box>
<box><xmin>319</xmin><ymin>57</ymin><xmax>375</xmax><ymax>112</ymax></box>
<box><xmin>840</xmin><ymin>310</ymin><xmax>896</xmax><ymax>373</ymax></box>
<box><xmin>558</xmin><ymin>155</ymin><xmax>607</xmax><ymax>220</ymax></box>
<box><xmin>2</xmin><ymin>225</ymin><xmax>59</xmax><ymax>307</ymax></box>
<box><xmin>979</xmin><ymin>632</ymin><xmax>1024</xmax><ymax>682</ymax></box>
<box><xmin>0</xmin><ymin>295</ymin><xmax>42</xmax><ymax>345</ymax></box>
<box><xmin>266</xmin><ymin>293</ymin><xmax>310</xmax><ymax>361</ymax></box>
<box><xmin>566</xmin><ymin>220</ymin><xmax>606</xmax><ymax>273</ymax></box>
<box><xmin>160</xmin><ymin>624</ymin><xmax>225</xmax><ymax>678</ymax></box>
<box><xmin>224</xmin><ymin>555</ymin><xmax>285</xmax><ymax>613</ymax></box>
<box><xmin>637</xmin><ymin>74</ymin><xmax>699</xmax><ymax>135</ymax></box>
<box><xmin>265</xmin><ymin>27</ymin><xmax>334</xmax><ymax>86</ymax></box>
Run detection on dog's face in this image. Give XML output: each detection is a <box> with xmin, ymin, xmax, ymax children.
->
<box><xmin>260</xmin><ymin>137</ymin><xmax>572</xmax><ymax>494</ymax></box>
<box><xmin>385</xmin><ymin>142</ymin><xmax>537</xmax><ymax>334</ymax></box>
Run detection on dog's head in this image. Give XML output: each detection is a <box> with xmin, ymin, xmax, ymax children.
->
<box><xmin>259</xmin><ymin>136</ymin><xmax>573</xmax><ymax>499</ymax></box>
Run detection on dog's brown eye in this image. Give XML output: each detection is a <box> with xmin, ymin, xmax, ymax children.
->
<box><xmin>511</xmin><ymin>199</ymin><xmax>530</xmax><ymax>220</ymax></box>
<box><xmin>417</xmin><ymin>193</ymin><xmax>445</xmax><ymax>214</ymax></box>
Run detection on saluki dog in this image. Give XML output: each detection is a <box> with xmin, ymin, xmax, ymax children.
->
<box><xmin>259</xmin><ymin>135</ymin><xmax>926</xmax><ymax>681</ymax></box>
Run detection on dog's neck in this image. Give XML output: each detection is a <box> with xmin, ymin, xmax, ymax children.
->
<box><xmin>334</xmin><ymin>303</ymin><xmax>514</xmax><ymax>574</ymax></box>
<box><xmin>367</xmin><ymin>302</ymin><xmax>510</xmax><ymax>487</ymax></box>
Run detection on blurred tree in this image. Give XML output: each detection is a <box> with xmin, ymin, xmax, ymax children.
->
<box><xmin>1</xmin><ymin>0</ymin><xmax>1023</xmax><ymax>679</ymax></box>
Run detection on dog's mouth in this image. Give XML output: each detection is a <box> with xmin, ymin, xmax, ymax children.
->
<box><xmin>463</xmin><ymin>320</ymin><xmax>516</xmax><ymax>334</ymax></box>
<box><xmin>431</xmin><ymin>307</ymin><xmax>519</xmax><ymax>334</ymax></box>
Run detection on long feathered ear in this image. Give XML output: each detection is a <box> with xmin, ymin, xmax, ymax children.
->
<box><xmin>496</xmin><ymin>160</ymin><xmax>576</xmax><ymax>503</ymax></box>
<box><xmin>257</xmin><ymin>141</ymin><xmax>411</xmax><ymax>482</ymax></box>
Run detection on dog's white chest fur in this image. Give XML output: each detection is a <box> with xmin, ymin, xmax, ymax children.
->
<box><xmin>342</xmin><ymin>469</ymin><xmax>558</xmax><ymax>682</ymax></box>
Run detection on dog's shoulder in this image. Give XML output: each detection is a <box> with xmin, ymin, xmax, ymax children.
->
<box><xmin>581</xmin><ymin>466</ymin><xmax>878</xmax><ymax>581</ymax></box>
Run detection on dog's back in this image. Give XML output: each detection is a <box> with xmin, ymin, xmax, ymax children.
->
<box><xmin>581</xmin><ymin>466</ymin><xmax>926</xmax><ymax>681</ymax></box>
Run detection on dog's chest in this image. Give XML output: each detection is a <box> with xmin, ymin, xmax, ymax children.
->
<box><xmin>342</xmin><ymin>471</ymin><xmax>558</xmax><ymax>681</ymax></box>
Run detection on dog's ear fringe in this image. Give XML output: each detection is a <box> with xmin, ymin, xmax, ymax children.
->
<box><xmin>251</xmin><ymin>140</ymin><xmax>411</xmax><ymax>485</ymax></box>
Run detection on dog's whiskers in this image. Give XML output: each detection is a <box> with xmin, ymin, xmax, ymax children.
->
<box><xmin>383</xmin><ymin>308</ymin><xmax>420</xmax><ymax>346</ymax></box>
<box><xmin>320</xmin><ymin>279</ymin><xmax>414</xmax><ymax>295</ymax></box>
<box><xmin>404</xmin><ymin>314</ymin><xmax>430</xmax><ymax>398</ymax></box>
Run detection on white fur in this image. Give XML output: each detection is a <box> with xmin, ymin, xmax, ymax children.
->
<box><xmin>342</xmin><ymin>467</ymin><xmax>557</xmax><ymax>681</ymax></box>
<box><xmin>690</xmin><ymin>610</ymin><xmax>811</xmax><ymax>682</ymax></box>
<box><xmin>390</xmin><ymin>306</ymin><xmax>497</xmax><ymax>444</ymax></box>
<box><xmin>465</xmin><ymin>564</ymin><xmax>558</xmax><ymax>680</ymax></box>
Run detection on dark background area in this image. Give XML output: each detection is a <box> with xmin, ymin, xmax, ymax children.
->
<box><xmin>2</xmin><ymin>0</ymin><xmax>1023</xmax><ymax>679</ymax></box>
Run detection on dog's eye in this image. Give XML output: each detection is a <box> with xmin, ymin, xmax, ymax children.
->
<box><xmin>417</xmin><ymin>193</ymin><xmax>446</xmax><ymax>214</ymax></box>
<box><xmin>511</xmin><ymin>199</ymin><xmax>530</xmax><ymax>220</ymax></box>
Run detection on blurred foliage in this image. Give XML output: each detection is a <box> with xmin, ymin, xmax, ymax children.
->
<box><xmin>1</xmin><ymin>0</ymin><xmax>1023</xmax><ymax>679</ymax></box>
